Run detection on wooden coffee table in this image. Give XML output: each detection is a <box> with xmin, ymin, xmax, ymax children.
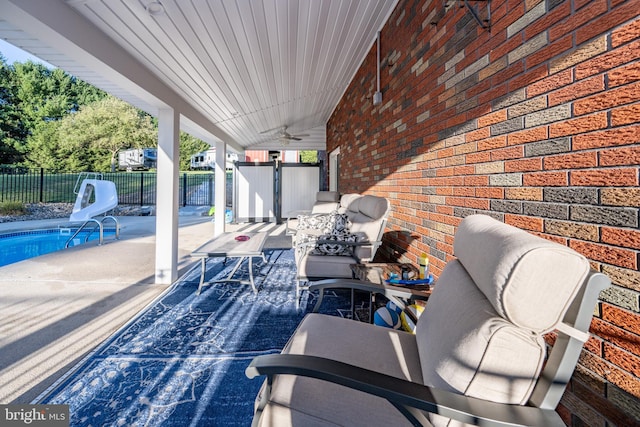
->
<box><xmin>191</xmin><ymin>231</ymin><xmax>268</xmax><ymax>295</ymax></box>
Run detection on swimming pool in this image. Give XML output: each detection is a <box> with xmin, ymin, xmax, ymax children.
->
<box><xmin>0</xmin><ymin>228</ymin><xmax>117</xmax><ymax>267</ymax></box>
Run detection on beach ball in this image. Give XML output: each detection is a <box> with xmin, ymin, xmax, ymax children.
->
<box><xmin>374</xmin><ymin>306</ymin><xmax>401</xmax><ymax>329</ymax></box>
<box><xmin>386</xmin><ymin>301</ymin><xmax>403</xmax><ymax>315</ymax></box>
<box><xmin>400</xmin><ymin>304</ymin><xmax>425</xmax><ymax>334</ymax></box>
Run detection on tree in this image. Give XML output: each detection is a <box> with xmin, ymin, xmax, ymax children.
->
<box><xmin>0</xmin><ymin>55</ymin><xmax>107</xmax><ymax>165</ymax></box>
<box><xmin>12</xmin><ymin>62</ymin><xmax>104</xmax><ymax>122</ymax></box>
<box><xmin>0</xmin><ymin>55</ymin><xmax>27</xmax><ymax>164</ymax></box>
<box><xmin>2</xmin><ymin>54</ymin><xmax>251</xmax><ymax>172</ymax></box>
<box><xmin>22</xmin><ymin>120</ymin><xmax>66</xmax><ymax>171</ymax></box>
<box><xmin>68</xmin><ymin>96</ymin><xmax>156</xmax><ymax>172</ymax></box>
<box><xmin>25</xmin><ymin>96</ymin><xmax>157</xmax><ymax>172</ymax></box>
<box><xmin>300</xmin><ymin>150</ymin><xmax>318</xmax><ymax>163</ymax></box>
<box><xmin>179</xmin><ymin>133</ymin><xmax>210</xmax><ymax>170</ymax></box>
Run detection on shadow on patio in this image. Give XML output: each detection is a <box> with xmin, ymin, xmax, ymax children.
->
<box><xmin>0</xmin><ymin>218</ymin><xmax>292</xmax><ymax>405</ymax></box>
<box><xmin>30</xmin><ymin>242</ymin><xmax>354</xmax><ymax>426</ymax></box>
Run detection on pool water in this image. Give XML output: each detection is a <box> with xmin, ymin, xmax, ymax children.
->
<box><xmin>0</xmin><ymin>229</ymin><xmax>116</xmax><ymax>267</ymax></box>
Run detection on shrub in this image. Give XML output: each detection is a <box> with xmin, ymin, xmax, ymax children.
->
<box><xmin>0</xmin><ymin>201</ymin><xmax>27</xmax><ymax>216</ymax></box>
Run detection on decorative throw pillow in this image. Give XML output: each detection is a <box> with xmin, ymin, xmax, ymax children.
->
<box><xmin>297</xmin><ymin>211</ymin><xmax>350</xmax><ymax>234</ymax></box>
<box><xmin>297</xmin><ymin>213</ymin><xmax>331</xmax><ymax>231</ymax></box>
<box><xmin>310</xmin><ymin>230</ymin><xmax>359</xmax><ymax>256</ymax></box>
<box><xmin>328</xmin><ymin>212</ymin><xmax>350</xmax><ymax>233</ymax></box>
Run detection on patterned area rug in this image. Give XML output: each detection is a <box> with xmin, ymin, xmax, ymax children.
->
<box><xmin>38</xmin><ymin>249</ymin><xmax>357</xmax><ymax>426</ymax></box>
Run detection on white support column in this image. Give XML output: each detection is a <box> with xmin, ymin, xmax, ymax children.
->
<box><xmin>155</xmin><ymin>108</ymin><xmax>180</xmax><ymax>284</ymax></box>
<box><xmin>214</xmin><ymin>140</ymin><xmax>227</xmax><ymax>236</ymax></box>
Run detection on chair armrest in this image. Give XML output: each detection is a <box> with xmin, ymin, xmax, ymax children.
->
<box><xmin>313</xmin><ymin>238</ymin><xmax>380</xmax><ymax>247</ymax></box>
<box><xmin>245</xmin><ymin>354</ymin><xmax>564</xmax><ymax>427</ymax></box>
<box><xmin>297</xmin><ymin>239</ymin><xmax>380</xmax><ymax>248</ymax></box>
<box><xmin>294</xmin><ymin>239</ymin><xmax>381</xmax><ymax>262</ymax></box>
<box><xmin>285</xmin><ymin>218</ymin><xmax>297</xmax><ymax>235</ymax></box>
<box><xmin>295</xmin><ymin>238</ymin><xmax>381</xmax><ymax>258</ymax></box>
<box><xmin>309</xmin><ymin>279</ymin><xmax>425</xmax><ymax>312</ymax></box>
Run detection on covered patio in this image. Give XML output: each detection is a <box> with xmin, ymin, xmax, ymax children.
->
<box><xmin>1</xmin><ymin>0</ymin><xmax>396</xmax><ymax>286</ymax></box>
<box><xmin>0</xmin><ymin>0</ymin><xmax>638</xmax><ymax>425</ymax></box>
<box><xmin>0</xmin><ymin>216</ymin><xmax>292</xmax><ymax>404</ymax></box>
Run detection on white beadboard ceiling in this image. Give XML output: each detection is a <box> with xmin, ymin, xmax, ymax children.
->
<box><xmin>0</xmin><ymin>0</ymin><xmax>398</xmax><ymax>151</ymax></box>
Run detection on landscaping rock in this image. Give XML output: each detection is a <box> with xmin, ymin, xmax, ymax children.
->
<box><xmin>0</xmin><ymin>203</ymin><xmax>154</xmax><ymax>223</ymax></box>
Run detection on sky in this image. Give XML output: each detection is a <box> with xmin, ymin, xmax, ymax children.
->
<box><xmin>0</xmin><ymin>39</ymin><xmax>52</xmax><ymax>66</ymax></box>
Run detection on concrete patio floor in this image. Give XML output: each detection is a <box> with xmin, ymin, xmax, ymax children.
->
<box><xmin>0</xmin><ymin>214</ymin><xmax>292</xmax><ymax>404</ymax></box>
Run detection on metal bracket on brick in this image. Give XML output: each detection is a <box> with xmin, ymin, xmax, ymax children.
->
<box><xmin>462</xmin><ymin>0</ymin><xmax>491</xmax><ymax>31</ymax></box>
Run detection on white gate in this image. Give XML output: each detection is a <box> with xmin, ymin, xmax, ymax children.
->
<box><xmin>233</xmin><ymin>162</ymin><xmax>321</xmax><ymax>222</ymax></box>
<box><xmin>280</xmin><ymin>164</ymin><xmax>322</xmax><ymax>219</ymax></box>
<box><xmin>234</xmin><ymin>162</ymin><xmax>276</xmax><ymax>222</ymax></box>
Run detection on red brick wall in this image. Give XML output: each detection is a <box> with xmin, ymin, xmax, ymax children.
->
<box><xmin>327</xmin><ymin>0</ymin><xmax>640</xmax><ymax>424</ymax></box>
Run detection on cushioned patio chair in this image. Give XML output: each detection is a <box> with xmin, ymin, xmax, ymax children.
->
<box><xmin>246</xmin><ymin>214</ymin><xmax>610</xmax><ymax>426</ymax></box>
<box><xmin>311</xmin><ymin>191</ymin><xmax>341</xmax><ymax>214</ymax></box>
<box><xmin>289</xmin><ymin>193</ymin><xmax>361</xmax><ymax>239</ymax></box>
<box><xmin>286</xmin><ymin>191</ymin><xmax>342</xmax><ymax>235</ymax></box>
<box><xmin>293</xmin><ymin>194</ymin><xmax>390</xmax><ymax>302</ymax></box>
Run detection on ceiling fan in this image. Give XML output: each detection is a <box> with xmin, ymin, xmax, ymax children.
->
<box><xmin>260</xmin><ymin>126</ymin><xmax>309</xmax><ymax>145</ymax></box>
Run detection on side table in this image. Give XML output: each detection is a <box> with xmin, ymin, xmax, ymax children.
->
<box><xmin>349</xmin><ymin>263</ymin><xmax>433</xmax><ymax>322</ymax></box>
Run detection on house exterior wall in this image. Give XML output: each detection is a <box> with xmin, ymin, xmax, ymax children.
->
<box><xmin>244</xmin><ymin>150</ymin><xmax>301</xmax><ymax>162</ymax></box>
<box><xmin>327</xmin><ymin>0</ymin><xmax>639</xmax><ymax>424</ymax></box>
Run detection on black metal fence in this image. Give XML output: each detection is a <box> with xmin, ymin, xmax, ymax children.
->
<box><xmin>0</xmin><ymin>168</ymin><xmax>221</xmax><ymax>206</ymax></box>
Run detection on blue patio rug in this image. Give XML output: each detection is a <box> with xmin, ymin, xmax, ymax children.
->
<box><xmin>37</xmin><ymin>249</ymin><xmax>357</xmax><ymax>426</ymax></box>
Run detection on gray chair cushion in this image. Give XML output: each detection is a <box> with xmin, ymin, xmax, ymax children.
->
<box><xmin>258</xmin><ymin>313</ymin><xmax>422</xmax><ymax>426</ymax></box>
<box><xmin>316</xmin><ymin>191</ymin><xmax>340</xmax><ymax>203</ymax></box>
<box><xmin>348</xmin><ymin>196</ymin><xmax>390</xmax><ymax>260</ymax></box>
<box><xmin>312</xmin><ymin>191</ymin><xmax>341</xmax><ymax>214</ymax></box>
<box><xmin>415</xmin><ymin>214</ymin><xmax>589</xmax><ymax>426</ymax></box>
<box><xmin>296</xmin><ymin>253</ymin><xmax>355</xmax><ymax>278</ymax></box>
<box><xmin>416</xmin><ymin>260</ymin><xmax>546</xmax><ymax>427</ymax></box>
<box><xmin>338</xmin><ymin>193</ymin><xmax>362</xmax><ymax>215</ymax></box>
<box><xmin>453</xmin><ymin>215</ymin><xmax>590</xmax><ymax>332</ymax></box>
<box><xmin>357</xmin><ymin>195</ymin><xmax>389</xmax><ymax>220</ymax></box>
